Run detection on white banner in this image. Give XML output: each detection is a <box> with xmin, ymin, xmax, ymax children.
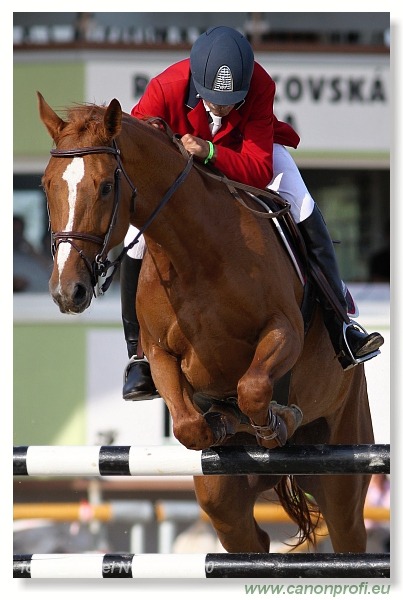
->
<box><xmin>86</xmin><ymin>51</ymin><xmax>389</xmax><ymax>153</ymax></box>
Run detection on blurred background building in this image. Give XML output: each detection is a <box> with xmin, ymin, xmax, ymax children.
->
<box><xmin>13</xmin><ymin>12</ymin><xmax>390</xmax><ymax>554</ymax></box>
<box><xmin>14</xmin><ymin>12</ymin><xmax>390</xmax><ymax>284</ymax></box>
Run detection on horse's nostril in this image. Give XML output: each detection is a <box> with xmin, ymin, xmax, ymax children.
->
<box><xmin>73</xmin><ymin>283</ymin><xmax>88</xmax><ymax>306</ymax></box>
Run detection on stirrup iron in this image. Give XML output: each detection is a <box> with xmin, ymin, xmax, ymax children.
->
<box><xmin>341</xmin><ymin>321</ymin><xmax>381</xmax><ymax>370</ymax></box>
<box><xmin>123</xmin><ymin>354</ymin><xmax>149</xmax><ymax>381</ymax></box>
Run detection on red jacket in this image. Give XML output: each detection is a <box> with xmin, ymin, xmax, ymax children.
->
<box><xmin>132</xmin><ymin>58</ymin><xmax>300</xmax><ymax>189</ymax></box>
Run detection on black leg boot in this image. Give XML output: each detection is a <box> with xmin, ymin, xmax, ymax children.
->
<box><xmin>120</xmin><ymin>255</ymin><xmax>158</xmax><ymax>400</ymax></box>
<box><xmin>298</xmin><ymin>205</ymin><xmax>384</xmax><ymax>369</ymax></box>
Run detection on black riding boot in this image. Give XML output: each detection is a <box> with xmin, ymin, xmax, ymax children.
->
<box><xmin>298</xmin><ymin>205</ymin><xmax>384</xmax><ymax>369</ymax></box>
<box><xmin>121</xmin><ymin>255</ymin><xmax>158</xmax><ymax>400</ymax></box>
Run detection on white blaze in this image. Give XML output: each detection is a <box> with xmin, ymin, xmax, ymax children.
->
<box><xmin>57</xmin><ymin>157</ymin><xmax>85</xmax><ymax>276</ymax></box>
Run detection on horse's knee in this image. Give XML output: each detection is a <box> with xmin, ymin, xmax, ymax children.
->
<box><xmin>195</xmin><ymin>484</ymin><xmax>235</xmax><ymax>521</ymax></box>
<box><xmin>195</xmin><ymin>475</ymin><xmax>253</xmax><ymax>518</ymax></box>
<box><xmin>237</xmin><ymin>371</ymin><xmax>272</xmax><ymax>417</ymax></box>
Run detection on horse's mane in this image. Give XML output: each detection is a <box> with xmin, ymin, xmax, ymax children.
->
<box><xmin>60</xmin><ymin>103</ymin><xmax>173</xmax><ymax>149</ymax></box>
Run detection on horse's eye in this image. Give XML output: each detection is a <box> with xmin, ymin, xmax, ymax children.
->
<box><xmin>101</xmin><ymin>182</ymin><xmax>113</xmax><ymax>197</ymax></box>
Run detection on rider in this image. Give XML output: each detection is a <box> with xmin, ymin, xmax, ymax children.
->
<box><xmin>121</xmin><ymin>25</ymin><xmax>384</xmax><ymax>400</ymax></box>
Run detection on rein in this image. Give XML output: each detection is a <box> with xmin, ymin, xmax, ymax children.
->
<box><xmin>150</xmin><ymin>117</ymin><xmax>292</xmax><ymax>220</ymax></box>
<box><xmin>49</xmin><ymin>115</ymin><xmax>292</xmax><ymax>295</ymax></box>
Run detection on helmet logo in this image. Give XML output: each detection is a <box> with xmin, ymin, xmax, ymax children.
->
<box><xmin>212</xmin><ymin>65</ymin><xmax>234</xmax><ymax>92</ymax></box>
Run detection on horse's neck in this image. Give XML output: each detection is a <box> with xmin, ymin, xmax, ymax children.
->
<box><xmin>135</xmin><ymin>184</ymin><xmax>230</xmax><ymax>276</ymax></box>
<box><xmin>125</xmin><ymin>130</ymin><xmax>235</xmax><ymax>273</ymax></box>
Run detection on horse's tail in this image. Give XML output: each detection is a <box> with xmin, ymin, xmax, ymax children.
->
<box><xmin>275</xmin><ymin>475</ymin><xmax>322</xmax><ymax>548</ymax></box>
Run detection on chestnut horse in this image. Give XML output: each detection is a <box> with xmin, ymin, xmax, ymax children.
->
<box><xmin>38</xmin><ymin>93</ymin><xmax>374</xmax><ymax>553</ymax></box>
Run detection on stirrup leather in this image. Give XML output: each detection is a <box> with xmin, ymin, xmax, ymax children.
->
<box><xmin>342</xmin><ymin>321</ymin><xmax>381</xmax><ymax>370</ymax></box>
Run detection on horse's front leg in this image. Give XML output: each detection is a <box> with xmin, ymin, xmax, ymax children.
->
<box><xmin>237</xmin><ymin>318</ymin><xmax>304</xmax><ymax>448</ymax></box>
<box><xmin>147</xmin><ymin>346</ymin><xmax>217</xmax><ymax>450</ymax></box>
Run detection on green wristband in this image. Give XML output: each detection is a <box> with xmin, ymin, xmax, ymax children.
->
<box><xmin>204</xmin><ymin>141</ymin><xmax>215</xmax><ymax>164</ymax></box>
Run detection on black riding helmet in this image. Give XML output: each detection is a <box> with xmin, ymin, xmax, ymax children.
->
<box><xmin>190</xmin><ymin>26</ymin><xmax>255</xmax><ymax>105</ymax></box>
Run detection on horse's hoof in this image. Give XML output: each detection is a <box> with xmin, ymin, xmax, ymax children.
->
<box><xmin>203</xmin><ymin>412</ymin><xmax>228</xmax><ymax>445</ymax></box>
<box><xmin>252</xmin><ymin>402</ymin><xmax>303</xmax><ymax>448</ymax></box>
<box><xmin>203</xmin><ymin>403</ymin><xmax>243</xmax><ymax>446</ymax></box>
<box><xmin>271</xmin><ymin>401</ymin><xmax>303</xmax><ymax>433</ymax></box>
<box><xmin>289</xmin><ymin>403</ymin><xmax>304</xmax><ymax>427</ymax></box>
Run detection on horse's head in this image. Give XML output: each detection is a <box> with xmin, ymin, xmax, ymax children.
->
<box><xmin>38</xmin><ymin>93</ymin><xmax>133</xmax><ymax>313</ymax></box>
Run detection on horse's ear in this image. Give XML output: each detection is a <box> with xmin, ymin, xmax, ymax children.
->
<box><xmin>37</xmin><ymin>91</ymin><xmax>67</xmax><ymax>142</ymax></box>
<box><xmin>103</xmin><ymin>98</ymin><xmax>122</xmax><ymax>139</ymax></box>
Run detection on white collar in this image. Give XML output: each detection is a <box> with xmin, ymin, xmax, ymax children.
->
<box><xmin>203</xmin><ymin>101</ymin><xmax>222</xmax><ymax>136</ymax></box>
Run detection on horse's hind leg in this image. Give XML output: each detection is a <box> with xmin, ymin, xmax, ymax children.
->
<box><xmin>297</xmin><ymin>472</ymin><xmax>371</xmax><ymax>552</ymax></box>
<box><xmin>193</xmin><ymin>474</ymin><xmax>272</xmax><ymax>552</ymax></box>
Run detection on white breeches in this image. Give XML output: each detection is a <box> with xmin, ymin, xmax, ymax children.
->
<box><xmin>125</xmin><ymin>143</ymin><xmax>315</xmax><ymax>259</ymax></box>
<box><xmin>268</xmin><ymin>143</ymin><xmax>315</xmax><ymax>223</ymax></box>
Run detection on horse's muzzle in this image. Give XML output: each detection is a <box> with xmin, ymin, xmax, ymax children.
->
<box><xmin>49</xmin><ymin>280</ymin><xmax>93</xmax><ymax>314</ymax></box>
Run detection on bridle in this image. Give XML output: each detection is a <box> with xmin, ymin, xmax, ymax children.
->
<box><xmin>50</xmin><ymin>140</ymin><xmax>136</xmax><ymax>293</ymax></box>
<box><xmin>49</xmin><ymin>135</ymin><xmax>194</xmax><ymax>294</ymax></box>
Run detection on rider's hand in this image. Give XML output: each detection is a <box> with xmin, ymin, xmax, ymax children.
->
<box><xmin>181</xmin><ymin>134</ymin><xmax>210</xmax><ymax>160</ymax></box>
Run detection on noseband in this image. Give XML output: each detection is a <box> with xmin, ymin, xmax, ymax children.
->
<box><xmin>49</xmin><ymin>135</ymin><xmax>194</xmax><ymax>294</ymax></box>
